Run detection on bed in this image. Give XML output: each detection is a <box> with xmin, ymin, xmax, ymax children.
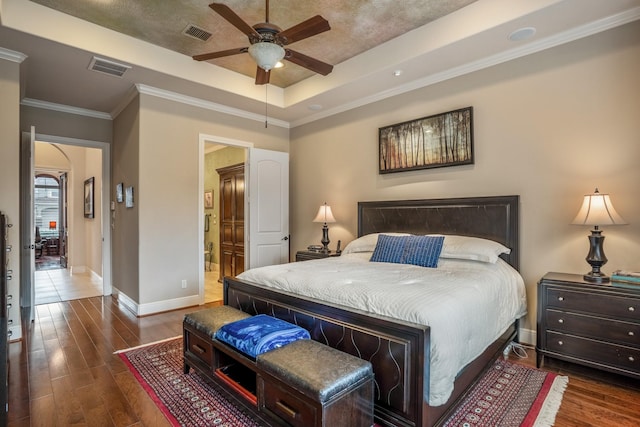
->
<box><xmin>223</xmin><ymin>195</ymin><xmax>525</xmax><ymax>427</ymax></box>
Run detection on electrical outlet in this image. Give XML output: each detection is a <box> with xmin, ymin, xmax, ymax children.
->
<box><xmin>181</xmin><ymin>279</ymin><xmax>187</xmax><ymax>289</ymax></box>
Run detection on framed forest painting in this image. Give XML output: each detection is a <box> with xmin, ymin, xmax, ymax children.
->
<box><xmin>379</xmin><ymin>107</ymin><xmax>474</xmax><ymax>174</ymax></box>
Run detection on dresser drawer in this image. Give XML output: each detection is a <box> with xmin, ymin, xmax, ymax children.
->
<box><xmin>546</xmin><ymin>309</ymin><xmax>640</xmax><ymax>347</ymax></box>
<box><xmin>546</xmin><ymin>288</ymin><xmax>639</xmax><ymax>321</ymax></box>
<box><xmin>260</xmin><ymin>377</ymin><xmax>317</xmax><ymax>427</ymax></box>
<box><xmin>185</xmin><ymin>331</ymin><xmax>214</xmax><ymax>366</ymax></box>
<box><xmin>546</xmin><ymin>331</ymin><xmax>640</xmax><ymax>374</ymax></box>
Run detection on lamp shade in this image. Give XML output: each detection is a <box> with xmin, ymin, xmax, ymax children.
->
<box><xmin>313</xmin><ymin>203</ymin><xmax>336</xmax><ymax>224</ymax></box>
<box><xmin>571</xmin><ymin>188</ymin><xmax>627</xmax><ymax>226</ymax></box>
<box><xmin>248</xmin><ymin>42</ymin><xmax>285</xmax><ymax>72</ymax></box>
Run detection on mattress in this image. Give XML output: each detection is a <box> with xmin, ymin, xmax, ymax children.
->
<box><xmin>237</xmin><ymin>252</ymin><xmax>527</xmax><ymax>406</ymax></box>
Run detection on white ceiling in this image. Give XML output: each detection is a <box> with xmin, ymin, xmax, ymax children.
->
<box><xmin>1</xmin><ymin>0</ymin><xmax>639</xmax><ymax>127</ymax></box>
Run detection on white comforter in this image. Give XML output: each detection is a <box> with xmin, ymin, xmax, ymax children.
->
<box><xmin>237</xmin><ymin>253</ymin><xmax>527</xmax><ymax>406</ymax></box>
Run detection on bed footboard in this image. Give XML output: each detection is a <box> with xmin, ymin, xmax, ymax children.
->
<box><xmin>224</xmin><ymin>277</ymin><xmax>429</xmax><ymax>427</ymax></box>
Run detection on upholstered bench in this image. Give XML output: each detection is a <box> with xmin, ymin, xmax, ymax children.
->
<box><xmin>183</xmin><ymin>306</ymin><xmax>375</xmax><ymax>427</ymax></box>
<box><xmin>257</xmin><ymin>339</ymin><xmax>374</xmax><ymax>427</ymax></box>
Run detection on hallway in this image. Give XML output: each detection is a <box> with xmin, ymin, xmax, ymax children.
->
<box><xmin>34</xmin><ymin>268</ymin><xmax>102</xmax><ymax>305</ymax></box>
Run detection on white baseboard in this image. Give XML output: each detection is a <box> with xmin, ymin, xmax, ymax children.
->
<box><xmin>89</xmin><ymin>268</ymin><xmax>102</xmax><ymax>282</ymax></box>
<box><xmin>518</xmin><ymin>327</ymin><xmax>536</xmax><ymax>347</ymax></box>
<box><xmin>70</xmin><ymin>265</ymin><xmax>86</xmax><ymax>274</ymax></box>
<box><xmin>112</xmin><ymin>287</ymin><xmax>201</xmax><ymax>317</ymax></box>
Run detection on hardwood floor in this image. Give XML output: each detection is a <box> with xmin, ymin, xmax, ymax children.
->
<box><xmin>8</xmin><ymin>296</ymin><xmax>220</xmax><ymax>426</ymax></box>
<box><xmin>7</xmin><ymin>297</ymin><xmax>640</xmax><ymax>426</ymax></box>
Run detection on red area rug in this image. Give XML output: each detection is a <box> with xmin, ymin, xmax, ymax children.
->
<box><xmin>118</xmin><ymin>338</ymin><xmax>567</xmax><ymax>427</ymax></box>
<box><xmin>117</xmin><ymin>337</ymin><xmax>263</xmax><ymax>427</ymax></box>
<box><xmin>442</xmin><ymin>358</ymin><xmax>568</xmax><ymax>427</ymax></box>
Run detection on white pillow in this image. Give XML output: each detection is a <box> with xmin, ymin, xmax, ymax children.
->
<box><xmin>437</xmin><ymin>235</ymin><xmax>511</xmax><ymax>263</ymax></box>
<box><xmin>344</xmin><ymin>233</ymin><xmax>510</xmax><ymax>263</ymax></box>
<box><xmin>342</xmin><ymin>233</ymin><xmax>411</xmax><ymax>255</ymax></box>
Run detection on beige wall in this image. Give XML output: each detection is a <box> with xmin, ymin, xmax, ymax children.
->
<box><xmin>204</xmin><ymin>146</ymin><xmax>246</xmax><ymax>265</ymax></box>
<box><xmin>290</xmin><ymin>21</ymin><xmax>640</xmax><ymax>336</ymax></box>
<box><xmin>84</xmin><ymin>148</ymin><xmax>103</xmax><ymax>276</ymax></box>
<box><xmin>112</xmin><ymin>93</ymin><xmax>288</xmax><ymax>308</ymax></box>
<box><xmin>21</xmin><ymin>105</ymin><xmax>112</xmax><ymax>143</ymax></box>
<box><xmin>112</xmin><ymin>96</ymin><xmax>140</xmax><ymax>301</ymax></box>
<box><xmin>0</xmin><ymin>57</ymin><xmax>21</xmax><ymax>339</ymax></box>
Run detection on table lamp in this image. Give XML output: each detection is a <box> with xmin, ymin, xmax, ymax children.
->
<box><xmin>313</xmin><ymin>203</ymin><xmax>336</xmax><ymax>253</ymax></box>
<box><xmin>571</xmin><ymin>188</ymin><xmax>627</xmax><ymax>283</ymax></box>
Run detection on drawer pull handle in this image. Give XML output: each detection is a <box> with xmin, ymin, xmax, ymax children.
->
<box><xmin>629</xmin><ymin>307</ymin><xmax>635</xmax><ymax>312</ymax></box>
<box><xmin>558</xmin><ymin>319</ymin><xmax>564</xmax><ymax>324</ymax></box>
<box><xmin>275</xmin><ymin>400</ymin><xmax>299</xmax><ymax>420</ymax></box>
<box><xmin>558</xmin><ymin>297</ymin><xmax>564</xmax><ymax>301</ymax></box>
<box><xmin>192</xmin><ymin>344</ymin><xmax>206</xmax><ymax>354</ymax></box>
<box><xmin>558</xmin><ymin>340</ymin><xmax>563</xmax><ymax>346</ymax></box>
<box><xmin>630</xmin><ymin>356</ymin><xmax>635</xmax><ymax>362</ymax></box>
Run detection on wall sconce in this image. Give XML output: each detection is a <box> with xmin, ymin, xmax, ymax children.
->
<box><xmin>571</xmin><ymin>188</ymin><xmax>627</xmax><ymax>283</ymax></box>
<box><xmin>313</xmin><ymin>202</ymin><xmax>336</xmax><ymax>253</ymax></box>
<box><xmin>49</xmin><ymin>221</ymin><xmax>57</xmax><ymax>229</ymax></box>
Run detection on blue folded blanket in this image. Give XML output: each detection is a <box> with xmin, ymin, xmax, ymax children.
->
<box><xmin>215</xmin><ymin>314</ymin><xmax>310</xmax><ymax>358</ymax></box>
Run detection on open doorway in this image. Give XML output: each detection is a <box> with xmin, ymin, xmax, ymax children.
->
<box><xmin>199</xmin><ymin>134</ymin><xmax>290</xmax><ymax>306</ymax></box>
<box><xmin>34</xmin><ymin>173</ymin><xmax>62</xmax><ymax>272</ymax></box>
<box><xmin>203</xmin><ymin>142</ymin><xmax>247</xmax><ymax>303</ymax></box>
<box><xmin>27</xmin><ymin>137</ymin><xmax>111</xmax><ymax>306</ymax></box>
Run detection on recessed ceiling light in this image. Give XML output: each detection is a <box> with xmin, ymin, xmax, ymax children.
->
<box><xmin>393</xmin><ymin>70</ymin><xmax>403</xmax><ymax>77</ymax></box>
<box><xmin>274</xmin><ymin>61</ymin><xmax>284</xmax><ymax>69</ymax></box>
<box><xmin>308</xmin><ymin>104</ymin><xmax>322</xmax><ymax>111</ymax></box>
<box><xmin>508</xmin><ymin>27</ymin><xmax>536</xmax><ymax>42</ymax></box>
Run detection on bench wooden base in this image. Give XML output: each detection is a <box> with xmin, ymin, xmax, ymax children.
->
<box><xmin>183</xmin><ymin>307</ymin><xmax>374</xmax><ymax>427</ymax></box>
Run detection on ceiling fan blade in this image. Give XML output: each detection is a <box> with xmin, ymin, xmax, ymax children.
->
<box><xmin>209</xmin><ymin>3</ymin><xmax>260</xmax><ymax>38</ymax></box>
<box><xmin>193</xmin><ymin>47</ymin><xmax>248</xmax><ymax>61</ymax></box>
<box><xmin>285</xmin><ymin>49</ymin><xmax>333</xmax><ymax>75</ymax></box>
<box><xmin>255</xmin><ymin>67</ymin><xmax>270</xmax><ymax>85</ymax></box>
<box><xmin>277</xmin><ymin>15</ymin><xmax>330</xmax><ymax>45</ymax></box>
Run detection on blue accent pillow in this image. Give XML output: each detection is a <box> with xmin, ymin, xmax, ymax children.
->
<box><xmin>214</xmin><ymin>314</ymin><xmax>310</xmax><ymax>358</ymax></box>
<box><xmin>370</xmin><ymin>234</ymin><xmax>410</xmax><ymax>263</ymax></box>
<box><xmin>370</xmin><ymin>234</ymin><xmax>444</xmax><ymax>268</ymax></box>
<box><xmin>403</xmin><ymin>235</ymin><xmax>445</xmax><ymax>268</ymax></box>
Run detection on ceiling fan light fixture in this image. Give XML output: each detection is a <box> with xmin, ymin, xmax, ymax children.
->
<box><xmin>248</xmin><ymin>42</ymin><xmax>285</xmax><ymax>71</ymax></box>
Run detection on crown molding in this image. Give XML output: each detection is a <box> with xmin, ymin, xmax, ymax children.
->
<box><xmin>291</xmin><ymin>7</ymin><xmax>640</xmax><ymax>128</ymax></box>
<box><xmin>0</xmin><ymin>47</ymin><xmax>27</xmax><ymax>63</ymax></box>
<box><xmin>135</xmin><ymin>84</ymin><xmax>290</xmax><ymax>129</ymax></box>
<box><xmin>21</xmin><ymin>98</ymin><xmax>112</xmax><ymax>120</ymax></box>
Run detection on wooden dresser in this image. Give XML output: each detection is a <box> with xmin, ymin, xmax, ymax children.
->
<box><xmin>537</xmin><ymin>272</ymin><xmax>640</xmax><ymax>380</ymax></box>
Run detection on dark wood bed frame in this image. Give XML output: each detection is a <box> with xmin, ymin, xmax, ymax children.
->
<box><xmin>224</xmin><ymin>195</ymin><xmax>520</xmax><ymax>427</ymax></box>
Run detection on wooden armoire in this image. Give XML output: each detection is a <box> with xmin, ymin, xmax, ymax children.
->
<box><xmin>217</xmin><ymin>163</ymin><xmax>244</xmax><ymax>282</ymax></box>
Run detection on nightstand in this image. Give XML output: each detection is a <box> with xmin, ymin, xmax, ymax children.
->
<box><xmin>295</xmin><ymin>250</ymin><xmax>341</xmax><ymax>262</ymax></box>
<box><xmin>537</xmin><ymin>272</ymin><xmax>640</xmax><ymax>380</ymax></box>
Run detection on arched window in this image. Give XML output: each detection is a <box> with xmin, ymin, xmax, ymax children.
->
<box><xmin>34</xmin><ymin>174</ymin><xmax>60</xmax><ymax>237</ymax></box>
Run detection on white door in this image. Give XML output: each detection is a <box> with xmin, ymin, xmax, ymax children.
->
<box><xmin>247</xmin><ymin>148</ymin><xmax>289</xmax><ymax>269</ymax></box>
<box><xmin>19</xmin><ymin>126</ymin><xmax>35</xmax><ymax>321</ymax></box>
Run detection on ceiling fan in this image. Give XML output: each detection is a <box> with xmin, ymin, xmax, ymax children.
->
<box><xmin>193</xmin><ymin>0</ymin><xmax>333</xmax><ymax>85</ymax></box>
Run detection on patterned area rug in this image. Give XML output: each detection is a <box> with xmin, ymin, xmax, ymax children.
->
<box><xmin>118</xmin><ymin>338</ymin><xmax>567</xmax><ymax>427</ymax></box>
<box><xmin>117</xmin><ymin>337</ymin><xmax>263</xmax><ymax>427</ymax></box>
<box><xmin>442</xmin><ymin>358</ymin><xmax>568</xmax><ymax>427</ymax></box>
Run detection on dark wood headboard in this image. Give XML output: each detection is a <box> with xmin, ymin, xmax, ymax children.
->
<box><xmin>357</xmin><ymin>195</ymin><xmax>520</xmax><ymax>270</ymax></box>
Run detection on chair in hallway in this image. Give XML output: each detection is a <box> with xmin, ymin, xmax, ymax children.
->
<box><xmin>35</xmin><ymin>226</ymin><xmax>45</xmax><ymax>258</ymax></box>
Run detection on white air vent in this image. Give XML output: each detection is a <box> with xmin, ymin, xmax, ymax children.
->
<box><xmin>183</xmin><ymin>24</ymin><xmax>212</xmax><ymax>42</ymax></box>
<box><xmin>88</xmin><ymin>56</ymin><xmax>131</xmax><ymax>77</ymax></box>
